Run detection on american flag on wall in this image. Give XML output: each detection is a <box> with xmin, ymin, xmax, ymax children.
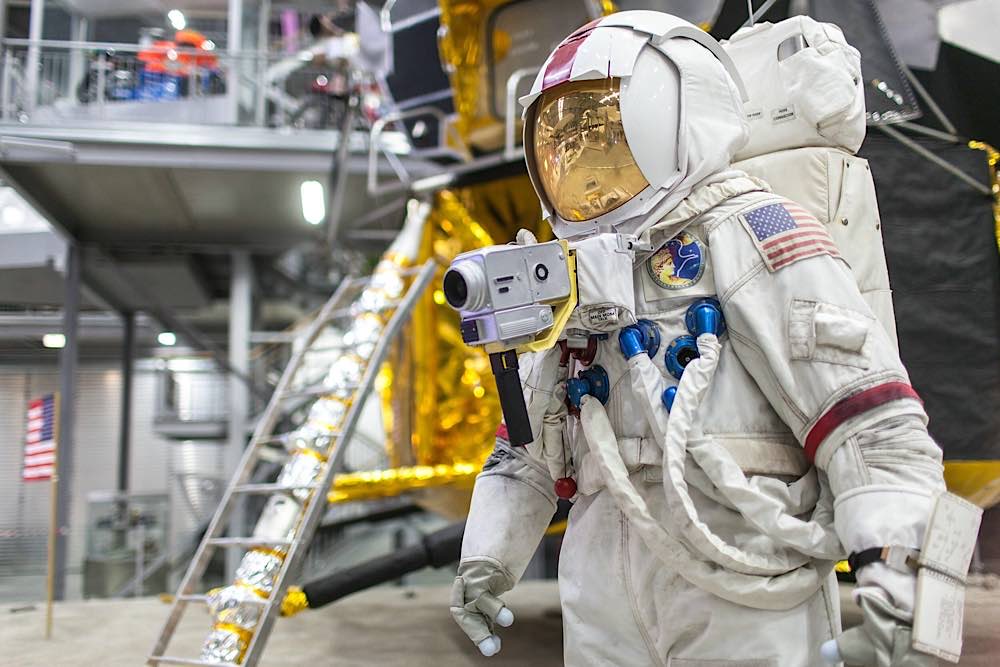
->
<box><xmin>23</xmin><ymin>394</ymin><xmax>57</xmax><ymax>482</ymax></box>
<box><xmin>741</xmin><ymin>200</ymin><xmax>841</xmax><ymax>272</ymax></box>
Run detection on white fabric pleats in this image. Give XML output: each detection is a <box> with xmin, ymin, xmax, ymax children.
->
<box><xmin>579</xmin><ymin>334</ymin><xmax>843</xmax><ymax>610</ymax></box>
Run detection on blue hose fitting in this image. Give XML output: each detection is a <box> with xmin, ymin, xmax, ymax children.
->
<box><xmin>618</xmin><ymin>319</ymin><xmax>662</xmax><ymax>359</ymax></box>
<box><xmin>665</xmin><ymin>335</ymin><xmax>699</xmax><ymax>380</ymax></box>
<box><xmin>618</xmin><ymin>326</ymin><xmax>645</xmax><ymax>359</ymax></box>
<box><xmin>636</xmin><ymin>319</ymin><xmax>662</xmax><ymax>358</ymax></box>
<box><xmin>566</xmin><ymin>365</ymin><xmax>610</xmax><ymax>409</ymax></box>
<box><xmin>661</xmin><ymin>386</ymin><xmax>677</xmax><ymax>412</ymax></box>
<box><xmin>685</xmin><ymin>298</ymin><xmax>726</xmax><ymax>338</ymax></box>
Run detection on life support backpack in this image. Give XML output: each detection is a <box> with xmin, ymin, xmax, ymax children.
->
<box><xmin>723</xmin><ymin>17</ymin><xmax>898</xmax><ymax>347</ymax></box>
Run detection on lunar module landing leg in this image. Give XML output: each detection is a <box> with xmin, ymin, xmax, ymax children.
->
<box><xmin>148</xmin><ymin>259</ymin><xmax>437</xmax><ymax>667</ymax></box>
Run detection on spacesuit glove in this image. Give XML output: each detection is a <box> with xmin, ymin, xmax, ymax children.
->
<box><xmin>453</xmin><ymin>445</ymin><xmax>556</xmax><ymax>656</ymax></box>
<box><xmin>822</xmin><ymin>483</ymin><xmax>936</xmax><ymax>666</ymax></box>
<box><xmin>822</xmin><ymin>581</ymin><xmax>935</xmax><ymax>666</ymax></box>
<box><xmin>450</xmin><ymin>557</ymin><xmax>517</xmax><ymax>656</ymax></box>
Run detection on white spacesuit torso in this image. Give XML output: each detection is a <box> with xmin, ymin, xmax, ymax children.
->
<box><xmin>568</xmin><ymin>176</ymin><xmax>810</xmax><ymax>496</ymax></box>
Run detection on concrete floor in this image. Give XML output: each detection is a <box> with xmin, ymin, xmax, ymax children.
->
<box><xmin>3</xmin><ymin>580</ymin><xmax>998</xmax><ymax>666</ymax></box>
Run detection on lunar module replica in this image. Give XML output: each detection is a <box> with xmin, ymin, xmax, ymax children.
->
<box><xmin>149</xmin><ymin>1</ymin><xmax>1000</xmax><ymax>665</ymax></box>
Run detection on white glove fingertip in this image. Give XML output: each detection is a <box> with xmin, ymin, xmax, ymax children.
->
<box><xmin>478</xmin><ymin>635</ymin><xmax>501</xmax><ymax>657</ymax></box>
<box><xmin>495</xmin><ymin>607</ymin><xmax>514</xmax><ymax>627</ymax></box>
<box><xmin>819</xmin><ymin>639</ymin><xmax>841</xmax><ymax>664</ymax></box>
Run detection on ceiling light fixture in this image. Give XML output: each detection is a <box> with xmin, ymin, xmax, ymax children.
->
<box><xmin>42</xmin><ymin>333</ymin><xmax>65</xmax><ymax>349</ymax></box>
<box><xmin>300</xmin><ymin>180</ymin><xmax>326</xmax><ymax>225</ymax></box>
<box><xmin>168</xmin><ymin>9</ymin><xmax>186</xmax><ymax>31</ymax></box>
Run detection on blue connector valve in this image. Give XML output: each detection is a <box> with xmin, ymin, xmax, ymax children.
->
<box><xmin>566</xmin><ymin>365</ymin><xmax>610</xmax><ymax>409</ymax></box>
<box><xmin>685</xmin><ymin>297</ymin><xmax>726</xmax><ymax>338</ymax></box>
<box><xmin>618</xmin><ymin>327</ymin><xmax>645</xmax><ymax>359</ymax></box>
<box><xmin>661</xmin><ymin>386</ymin><xmax>677</xmax><ymax>412</ymax></box>
<box><xmin>618</xmin><ymin>320</ymin><xmax>661</xmax><ymax>359</ymax></box>
<box><xmin>636</xmin><ymin>319</ymin><xmax>662</xmax><ymax>358</ymax></box>
<box><xmin>665</xmin><ymin>335</ymin><xmax>699</xmax><ymax>380</ymax></box>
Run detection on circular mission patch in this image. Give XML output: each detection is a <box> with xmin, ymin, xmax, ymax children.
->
<box><xmin>646</xmin><ymin>231</ymin><xmax>705</xmax><ymax>290</ymax></box>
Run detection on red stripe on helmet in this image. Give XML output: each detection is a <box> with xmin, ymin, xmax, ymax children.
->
<box><xmin>496</xmin><ymin>422</ymin><xmax>509</xmax><ymax>442</ymax></box>
<box><xmin>804</xmin><ymin>382</ymin><xmax>922</xmax><ymax>463</ymax></box>
<box><xmin>542</xmin><ymin>18</ymin><xmax>602</xmax><ymax>91</ymax></box>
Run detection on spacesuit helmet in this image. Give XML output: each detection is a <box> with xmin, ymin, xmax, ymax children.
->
<box><xmin>521</xmin><ymin>11</ymin><xmax>750</xmax><ymax>240</ymax></box>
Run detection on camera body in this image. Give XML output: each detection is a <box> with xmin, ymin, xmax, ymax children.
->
<box><xmin>443</xmin><ymin>240</ymin><xmax>572</xmax><ymax>351</ymax></box>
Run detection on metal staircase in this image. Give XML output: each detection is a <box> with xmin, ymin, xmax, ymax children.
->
<box><xmin>148</xmin><ymin>259</ymin><xmax>436</xmax><ymax>667</ymax></box>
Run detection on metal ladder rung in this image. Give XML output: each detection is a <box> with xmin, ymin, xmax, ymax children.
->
<box><xmin>282</xmin><ymin>384</ymin><xmax>359</xmax><ymax>401</ymax></box>
<box><xmin>148</xmin><ymin>657</ymin><xmax>240</xmax><ymax>667</ymax></box>
<box><xmin>322</xmin><ymin>301</ymin><xmax>401</xmax><ymax>323</ymax></box>
<box><xmin>232</xmin><ymin>482</ymin><xmax>320</xmax><ymax>494</ymax></box>
<box><xmin>206</xmin><ymin>537</ymin><xmax>293</xmax><ymax>548</ymax></box>
<box><xmin>253</xmin><ymin>433</ymin><xmax>292</xmax><ymax>446</ymax></box>
<box><xmin>305</xmin><ymin>343</ymin><xmax>349</xmax><ymax>354</ymax></box>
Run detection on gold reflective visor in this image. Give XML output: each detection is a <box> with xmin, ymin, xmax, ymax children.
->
<box><xmin>530</xmin><ymin>79</ymin><xmax>649</xmax><ymax>222</ymax></box>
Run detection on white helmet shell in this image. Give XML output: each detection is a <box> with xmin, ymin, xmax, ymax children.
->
<box><xmin>521</xmin><ymin>11</ymin><xmax>751</xmax><ymax>240</ymax></box>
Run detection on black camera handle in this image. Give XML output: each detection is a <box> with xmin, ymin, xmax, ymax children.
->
<box><xmin>489</xmin><ymin>349</ymin><xmax>534</xmax><ymax>446</ymax></box>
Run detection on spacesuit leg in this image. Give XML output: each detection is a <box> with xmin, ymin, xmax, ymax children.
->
<box><xmin>559</xmin><ymin>488</ymin><xmax>662</xmax><ymax>667</ymax></box>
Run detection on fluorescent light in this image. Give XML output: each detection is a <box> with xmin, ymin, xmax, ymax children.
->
<box><xmin>42</xmin><ymin>333</ymin><xmax>65</xmax><ymax>349</ymax></box>
<box><xmin>2</xmin><ymin>205</ymin><xmax>25</xmax><ymax>228</ymax></box>
<box><xmin>168</xmin><ymin>9</ymin><xmax>186</xmax><ymax>31</ymax></box>
<box><xmin>300</xmin><ymin>180</ymin><xmax>326</xmax><ymax>225</ymax></box>
<box><xmin>157</xmin><ymin>331</ymin><xmax>177</xmax><ymax>346</ymax></box>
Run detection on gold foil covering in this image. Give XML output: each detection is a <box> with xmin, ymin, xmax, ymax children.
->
<box><xmin>206</xmin><ymin>584</ymin><xmax>267</xmax><ymax>630</ymax></box>
<box><xmin>280</xmin><ymin>585</ymin><xmax>310</xmax><ymax>618</ymax></box>
<box><xmin>437</xmin><ymin>0</ymin><xmax>617</xmax><ymax>152</ymax></box>
<box><xmin>234</xmin><ymin>548</ymin><xmax>285</xmax><ymax>596</ymax></box>
<box><xmin>200</xmin><ymin>624</ymin><xmax>250</xmax><ymax>664</ymax></box>
<box><xmin>327</xmin><ymin>463</ymin><xmax>481</xmax><ymax>503</ymax></box>
<box><xmin>968</xmin><ymin>140</ymin><xmax>1000</xmax><ymax>254</ymax></box>
<box><xmin>365</xmin><ymin>180</ymin><xmax>552</xmax><ymax>506</ymax></box>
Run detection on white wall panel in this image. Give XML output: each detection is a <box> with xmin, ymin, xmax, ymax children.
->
<box><xmin>0</xmin><ymin>362</ymin><xmax>175</xmax><ymax>601</ymax></box>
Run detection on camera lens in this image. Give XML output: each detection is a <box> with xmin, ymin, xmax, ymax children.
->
<box><xmin>443</xmin><ymin>260</ymin><xmax>488</xmax><ymax>312</ymax></box>
<box><xmin>443</xmin><ymin>269</ymin><xmax>468</xmax><ymax>309</ymax></box>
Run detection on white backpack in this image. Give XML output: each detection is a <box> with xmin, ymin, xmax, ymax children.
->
<box><xmin>724</xmin><ymin>17</ymin><xmax>898</xmax><ymax>346</ymax></box>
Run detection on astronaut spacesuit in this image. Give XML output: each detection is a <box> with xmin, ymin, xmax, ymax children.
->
<box><xmin>450</xmin><ymin>11</ymin><xmax>978</xmax><ymax>666</ymax></box>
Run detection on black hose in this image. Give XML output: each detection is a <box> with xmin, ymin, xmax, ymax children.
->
<box><xmin>301</xmin><ymin>521</ymin><xmax>465</xmax><ymax>608</ymax></box>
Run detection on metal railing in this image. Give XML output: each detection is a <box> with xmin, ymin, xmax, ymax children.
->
<box><xmin>366</xmin><ymin>66</ymin><xmax>537</xmax><ymax>196</ymax></box>
<box><xmin>0</xmin><ymin>38</ymin><xmax>383</xmax><ymax>131</ymax></box>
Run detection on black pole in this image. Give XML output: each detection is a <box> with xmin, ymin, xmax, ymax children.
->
<box><xmin>54</xmin><ymin>243</ymin><xmax>80</xmax><ymax>600</ymax></box>
<box><xmin>117</xmin><ymin>311</ymin><xmax>134</xmax><ymax>495</ymax></box>
<box><xmin>490</xmin><ymin>349</ymin><xmax>533</xmax><ymax>446</ymax></box>
<box><xmin>301</xmin><ymin>522</ymin><xmax>466</xmax><ymax>609</ymax></box>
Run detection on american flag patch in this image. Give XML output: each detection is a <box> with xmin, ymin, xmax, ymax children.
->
<box><xmin>740</xmin><ymin>200</ymin><xmax>841</xmax><ymax>272</ymax></box>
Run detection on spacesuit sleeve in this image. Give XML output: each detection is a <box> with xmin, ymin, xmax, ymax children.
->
<box><xmin>705</xmin><ymin>197</ymin><xmax>929</xmax><ymax>470</ymax></box>
<box><xmin>459</xmin><ymin>349</ymin><xmax>560</xmax><ymax>579</ymax></box>
<box><xmin>478</xmin><ymin>433</ymin><xmax>558</xmax><ymax>503</ymax></box>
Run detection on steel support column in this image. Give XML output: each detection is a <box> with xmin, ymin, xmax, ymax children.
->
<box><xmin>0</xmin><ymin>1</ymin><xmax>8</xmax><ymax>48</ymax></box>
<box><xmin>226</xmin><ymin>250</ymin><xmax>253</xmax><ymax>579</ymax></box>
<box><xmin>25</xmin><ymin>0</ymin><xmax>44</xmax><ymax>112</ymax></box>
<box><xmin>117</xmin><ymin>311</ymin><xmax>134</xmax><ymax>495</ymax></box>
<box><xmin>68</xmin><ymin>16</ymin><xmax>89</xmax><ymax>104</ymax></box>
<box><xmin>227</xmin><ymin>0</ymin><xmax>244</xmax><ymax>124</ymax></box>
<box><xmin>254</xmin><ymin>0</ymin><xmax>270</xmax><ymax>126</ymax></box>
<box><xmin>53</xmin><ymin>242</ymin><xmax>80</xmax><ymax>600</ymax></box>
